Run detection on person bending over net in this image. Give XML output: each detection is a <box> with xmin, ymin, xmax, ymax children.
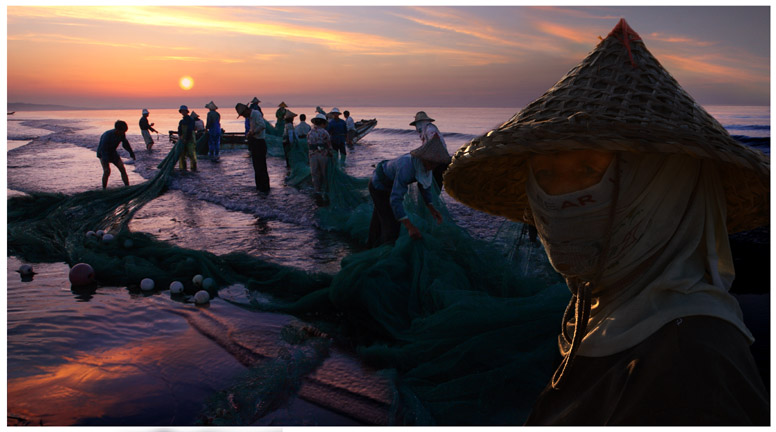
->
<box><xmin>97</xmin><ymin>120</ymin><xmax>135</xmax><ymax>190</ymax></box>
<box><xmin>367</xmin><ymin>116</ymin><xmax>451</xmax><ymax>248</ymax></box>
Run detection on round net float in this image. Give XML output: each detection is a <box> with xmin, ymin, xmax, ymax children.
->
<box><xmin>140</xmin><ymin>278</ymin><xmax>155</xmax><ymax>291</ymax></box>
<box><xmin>69</xmin><ymin>263</ymin><xmax>95</xmax><ymax>287</ymax></box>
<box><xmin>169</xmin><ymin>281</ymin><xmax>184</xmax><ymax>294</ymax></box>
<box><xmin>18</xmin><ymin>264</ymin><xmax>34</xmax><ymax>276</ymax></box>
<box><xmin>192</xmin><ymin>274</ymin><xmax>203</xmax><ymax>287</ymax></box>
<box><xmin>194</xmin><ymin>290</ymin><xmax>210</xmax><ymax>304</ymax></box>
<box><xmin>202</xmin><ymin>277</ymin><xmax>215</xmax><ymax>290</ymax></box>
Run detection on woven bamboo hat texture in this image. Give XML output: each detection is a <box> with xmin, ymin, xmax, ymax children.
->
<box><xmin>411</xmin><ymin>134</ymin><xmax>451</xmax><ymax>166</ymax></box>
<box><xmin>205</xmin><ymin>101</ymin><xmax>218</xmax><ymax>110</ymax></box>
<box><xmin>443</xmin><ymin>19</ymin><xmax>769</xmax><ymax>234</ymax></box>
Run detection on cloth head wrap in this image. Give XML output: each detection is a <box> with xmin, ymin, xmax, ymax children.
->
<box><xmin>527</xmin><ymin>152</ymin><xmax>750</xmax><ymax>388</ymax></box>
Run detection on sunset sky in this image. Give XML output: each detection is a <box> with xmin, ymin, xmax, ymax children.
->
<box><xmin>5</xmin><ymin>4</ymin><xmax>771</xmax><ymax>109</ymax></box>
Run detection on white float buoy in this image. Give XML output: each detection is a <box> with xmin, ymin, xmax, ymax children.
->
<box><xmin>86</xmin><ymin>231</ymin><xmax>97</xmax><ymax>238</ymax></box>
<box><xmin>19</xmin><ymin>264</ymin><xmax>34</xmax><ymax>276</ymax></box>
<box><xmin>96</xmin><ymin>229</ymin><xmax>105</xmax><ymax>238</ymax></box>
<box><xmin>169</xmin><ymin>281</ymin><xmax>184</xmax><ymax>294</ymax></box>
<box><xmin>102</xmin><ymin>233</ymin><xmax>114</xmax><ymax>243</ymax></box>
<box><xmin>140</xmin><ymin>278</ymin><xmax>155</xmax><ymax>291</ymax></box>
<box><xmin>194</xmin><ymin>290</ymin><xmax>210</xmax><ymax>304</ymax></box>
<box><xmin>192</xmin><ymin>274</ymin><xmax>203</xmax><ymax>287</ymax></box>
<box><xmin>69</xmin><ymin>263</ymin><xmax>95</xmax><ymax>286</ymax></box>
<box><xmin>123</xmin><ymin>239</ymin><xmax>133</xmax><ymax>249</ymax></box>
<box><xmin>202</xmin><ymin>277</ymin><xmax>215</xmax><ymax>290</ymax></box>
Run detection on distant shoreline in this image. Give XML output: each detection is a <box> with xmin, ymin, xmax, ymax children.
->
<box><xmin>8</xmin><ymin>102</ymin><xmax>771</xmax><ymax>112</ymax></box>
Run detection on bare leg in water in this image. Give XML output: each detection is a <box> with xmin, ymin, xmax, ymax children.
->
<box><xmin>101</xmin><ymin>157</ymin><xmax>130</xmax><ymax>189</ymax></box>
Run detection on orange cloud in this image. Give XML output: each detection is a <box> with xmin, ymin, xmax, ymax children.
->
<box><xmin>659</xmin><ymin>53</ymin><xmax>767</xmax><ymax>84</ymax></box>
<box><xmin>8</xmin><ymin>6</ymin><xmax>409</xmax><ymax>56</ymax></box>
<box><xmin>647</xmin><ymin>32</ymin><xmax>716</xmax><ymax>47</ymax></box>
<box><xmin>535</xmin><ymin>21</ymin><xmax>596</xmax><ymax>44</ymax></box>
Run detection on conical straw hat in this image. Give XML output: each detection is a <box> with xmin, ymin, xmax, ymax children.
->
<box><xmin>444</xmin><ymin>19</ymin><xmax>769</xmax><ymax>234</ymax></box>
<box><xmin>411</xmin><ymin>134</ymin><xmax>451</xmax><ymax>165</ymax></box>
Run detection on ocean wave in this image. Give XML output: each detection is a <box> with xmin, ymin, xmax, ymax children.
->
<box><xmin>732</xmin><ymin>135</ymin><xmax>770</xmax><ymax>148</ymax></box>
<box><xmin>372</xmin><ymin>128</ymin><xmax>479</xmax><ymax>141</ymax></box>
<box><xmin>725</xmin><ymin>124</ymin><xmax>770</xmax><ymax>131</ymax></box>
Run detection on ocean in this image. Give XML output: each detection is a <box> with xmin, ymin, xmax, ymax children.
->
<box><xmin>6</xmin><ymin>105</ymin><xmax>770</xmax><ymax>426</ymax></box>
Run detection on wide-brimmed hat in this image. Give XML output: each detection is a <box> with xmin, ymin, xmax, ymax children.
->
<box><xmin>284</xmin><ymin>110</ymin><xmax>297</xmax><ymax>120</ymax></box>
<box><xmin>142</xmin><ymin>108</ymin><xmax>149</xmax><ymax>115</ymax></box>
<box><xmin>278</xmin><ymin>101</ymin><xmax>288</xmax><ymax>108</ymax></box>
<box><xmin>205</xmin><ymin>101</ymin><xmax>218</xmax><ymax>110</ymax></box>
<box><xmin>251</xmin><ymin>97</ymin><xmax>261</xmax><ymax>104</ymax></box>
<box><xmin>311</xmin><ymin>113</ymin><xmax>328</xmax><ymax>125</ymax></box>
<box><xmin>410</xmin><ymin>111</ymin><xmax>435</xmax><ymax>126</ymax></box>
<box><xmin>443</xmin><ymin>19</ymin><xmax>769</xmax><ymax>234</ymax></box>
<box><xmin>329</xmin><ymin>107</ymin><xmax>341</xmax><ymax>115</ymax></box>
<box><xmin>179</xmin><ymin>105</ymin><xmax>189</xmax><ymax>113</ymax></box>
<box><xmin>411</xmin><ymin>134</ymin><xmax>451</xmax><ymax>166</ymax></box>
<box><xmin>235</xmin><ymin>103</ymin><xmax>250</xmax><ymax>118</ymax></box>
<box><xmin>190</xmin><ymin>111</ymin><xmax>199</xmax><ymax>120</ymax></box>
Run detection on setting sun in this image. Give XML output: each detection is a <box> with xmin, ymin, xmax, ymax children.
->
<box><xmin>179</xmin><ymin>76</ymin><xmax>194</xmax><ymax>91</ymax></box>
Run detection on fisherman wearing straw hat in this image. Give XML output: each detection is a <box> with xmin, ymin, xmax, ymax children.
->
<box><xmin>282</xmin><ymin>110</ymin><xmax>298</xmax><ymax>168</ymax></box>
<box><xmin>276</xmin><ymin>101</ymin><xmax>288</xmax><ymax>132</ymax></box>
<box><xmin>236</xmin><ymin>102</ymin><xmax>270</xmax><ymax>193</ymax></box>
<box><xmin>190</xmin><ymin>111</ymin><xmax>205</xmax><ymax>140</ymax></box>
<box><xmin>245</xmin><ymin>97</ymin><xmax>262</xmax><ymax>137</ymax></box>
<box><xmin>205</xmin><ymin>101</ymin><xmax>221</xmax><ymax>162</ymax></box>
<box><xmin>176</xmin><ymin>105</ymin><xmax>197</xmax><ymax>172</ymax></box>
<box><xmin>327</xmin><ymin>107</ymin><xmax>348</xmax><ymax>166</ymax></box>
<box><xmin>307</xmin><ymin>113</ymin><xmax>334</xmax><ymax>206</ymax></box>
<box><xmin>139</xmin><ymin>108</ymin><xmax>158</xmax><ymax>150</ymax></box>
<box><xmin>367</xmin><ymin>114</ymin><xmax>451</xmax><ymax>248</ymax></box>
<box><xmin>444</xmin><ymin>19</ymin><xmax>768</xmax><ymax>425</ymax></box>
<box><xmin>410</xmin><ymin>111</ymin><xmax>450</xmax><ymax>191</ymax></box>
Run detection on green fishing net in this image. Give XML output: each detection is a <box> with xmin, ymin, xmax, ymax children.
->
<box><xmin>7</xmin><ymin>133</ymin><xmax>569</xmax><ymax>426</ymax></box>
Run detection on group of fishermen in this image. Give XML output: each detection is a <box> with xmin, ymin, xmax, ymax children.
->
<box><xmin>96</xmin><ymin>98</ymin><xmax>453</xmax><ymax>250</ymax></box>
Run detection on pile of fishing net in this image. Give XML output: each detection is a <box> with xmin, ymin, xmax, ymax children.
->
<box><xmin>7</xmin><ymin>135</ymin><xmax>569</xmax><ymax>425</ymax></box>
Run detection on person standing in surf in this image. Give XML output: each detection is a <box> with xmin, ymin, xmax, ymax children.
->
<box><xmin>205</xmin><ymin>101</ymin><xmax>221</xmax><ymax>162</ymax></box>
<box><xmin>236</xmin><ymin>102</ymin><xmax>270</xmax><ymax>193</ymax></box>
<box><xmin>282</xmin><ymin>110</ymin><xmax>298</xmax><ymax>168</ymax></box>
<box><xmin>344</xmin><ymin>110</ymin><xmax>356</xmax><ymax>149</ymax></box>
<box><xmin>177</xmin><ymin>105</ymin><xmax>197</xmax><ymax>172</ymax></box>
<box><xmin>326</xmin><ymin>107</ymin><xmax>348</xmax><ymax>166</ymax></box>
<box><xmin>307</xmin><ymin>113</ymin><xmax>334</xmax><ymax>206</ymax></box>
<box><xmin>97</xmin><ymin>120</ymin><xmax>136</xmax><ymax>189</ymax></box>
<box><xmin>139</xmin><ymin>108</ymin><xmax>158</xmax><ymax>150</ymax></box>
<box><xmin>295</xmin><ymin>113</ymin><xmax>311</xmax><ymax>141</ymax></box>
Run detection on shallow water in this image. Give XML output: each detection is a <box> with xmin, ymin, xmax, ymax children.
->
<box><xmin>6</xmin><ymin>105</ymin><xmax>769</xmax><ymax>426</ymax></box>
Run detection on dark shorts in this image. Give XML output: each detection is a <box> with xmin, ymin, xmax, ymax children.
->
<box><xmin>99</xmin><ymin>152</ymin><xmax>123</xmax><ymax>170</ymax></box>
